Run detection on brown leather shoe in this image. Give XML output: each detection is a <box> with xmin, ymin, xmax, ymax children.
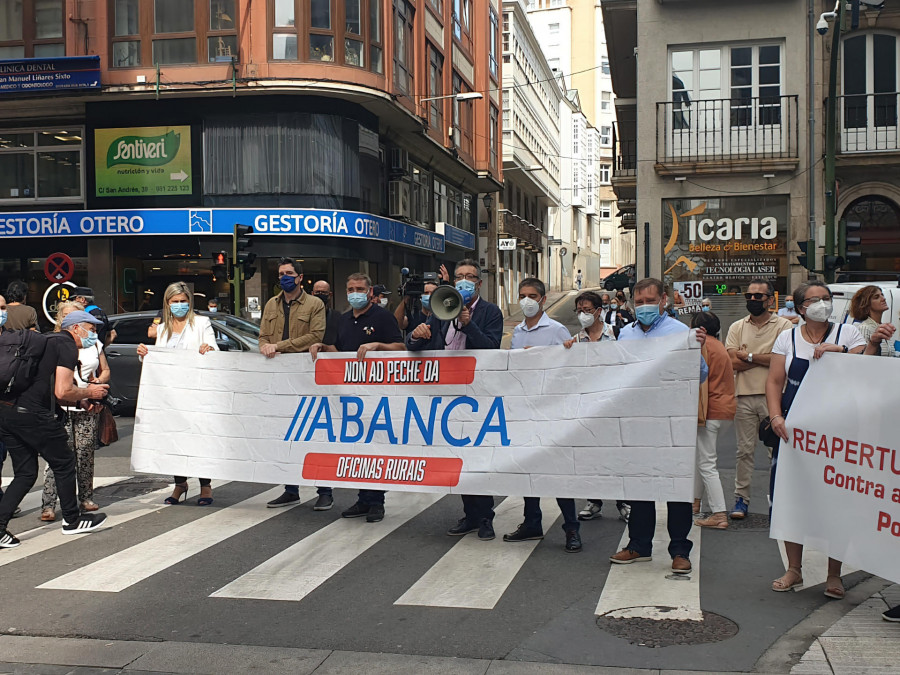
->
<box><xmin>672</xmin><ymin>556</ymin><xmax>692</xmax><ymax>574</ymax></box>
<box><xmin>81</xmin><ymin>500</ymin><xmax>99</xmax><ymax>512</ymax></box>
<box><xmin>40</xmin><ymin>508</ymin><xmax>56</xmax><ymax>522</ymax></box>
<box><xmin>609</xmin><ymin>548</ymin><xmax>652</xmax><ymax>564</ymax></box>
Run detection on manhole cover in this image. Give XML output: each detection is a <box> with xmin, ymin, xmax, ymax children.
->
<box><xmin>723</xmin><ymin>513</ymin><xmax>770</xmax><ymax>531</ymax></box>
<box><xmin>596</xmin><ymin>610</ymin><xmax>738</xmax><ymax>647</ymax></box>
<box><xmin>93</xmin><ymin>477</ymin><xmax>170</xmax><ymax>505</ymax></box>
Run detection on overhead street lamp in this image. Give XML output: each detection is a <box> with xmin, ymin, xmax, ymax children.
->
<box><xmin>420</xmin><ymin>92</ymin><xmax>484</xmax><ymax>103</ymax></box>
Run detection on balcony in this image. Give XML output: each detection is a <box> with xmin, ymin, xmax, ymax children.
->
<box><xmin>655</xmin><ymin>95</ymin><xmax>799</xmax><ymax>175</ymax></box>
<box><xmin>498</xmin><ymin>210</ymin><xmax>543</xmax><ymax>250</ymax></box>
<box><xmin>839</xmin><ymin>93</ymin><xmax>900</xmax><ymax>164</ymax></box>
<box><xmin>612</xmin><ymin>136</ymin><xmax>636</xmax><ymax>189</ymax></box>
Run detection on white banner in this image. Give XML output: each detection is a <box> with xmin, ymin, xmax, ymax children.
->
<box><xmin>131</xmin><ymin>332</ymin><xmax>701</xmax><ymax>500</ymax></box>
<box><xmin>770</xmin><ymin>354</ymin><xmax>900</xmax><ymax>585</ymax></box>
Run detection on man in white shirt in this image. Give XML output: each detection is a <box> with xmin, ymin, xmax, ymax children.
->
<box><xmin>508</xmin><ymin>278</ymin><xmax>581</xmax><ymax>552</ymax></box>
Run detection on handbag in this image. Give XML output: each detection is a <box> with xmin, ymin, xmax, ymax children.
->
<box><xmin>758</xmin><ymin>416</ymin><xmax>781</xmax><ymax>448</ymax></box>
<box><xmin>98</xmin><ymin>405</ymin><xmax>118</xmax><ymax>447</ymax></box>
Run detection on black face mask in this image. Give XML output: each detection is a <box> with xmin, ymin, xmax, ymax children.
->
<box><xmin>314</xmin><ymin>293</ymin><xmax>330</xmax><ymax>306</ymax></box>
<box><xmin>746</xmin><ymin>299</ymin><xmax>767</xmax><ymax>316</ymax></box>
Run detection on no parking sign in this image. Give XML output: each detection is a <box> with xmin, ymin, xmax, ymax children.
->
<box><xmin>44</xmin><ymin>252</ymin><xmax>74</xmax><ymax>283</ymax></box>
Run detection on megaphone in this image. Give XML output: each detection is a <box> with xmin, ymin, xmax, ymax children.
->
<box><xmin>430</xmin><ymin>284</ymin><xmax>464</xmax><ymax>321</ymax></box>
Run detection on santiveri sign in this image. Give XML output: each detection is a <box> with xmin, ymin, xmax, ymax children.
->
<box><xmin>662</xmin><ymin>195</ymin><xmax>788</xmax><ymax>294</ymax></box>
<box><xmin>94</xmin><ymin>126</ymin><xmax>192</xmax><ymax>197</ymax></box>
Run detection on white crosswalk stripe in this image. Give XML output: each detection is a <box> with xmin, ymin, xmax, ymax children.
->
<box><xmin>0</xmin><ymin>480</ymin><xmax>228</xmax><ymax>568</ymax></box>
<box><xmin>38</xmin><ymin>486</ymin><xmax>315</xmax><ymax>592</ymax></box>
<box><xmin>595</xmin><ymin>505</ymin><xmax>702</xmax><ymax>621</ymax></box>
<box><xmin>211</xmin><ymin>492</ymin><xmax>441</xmax><ymax>602</ymax></box>
<box><xmin>395</xmin><ymin>497</ymin><xmax>559</xmax><ymax>610</ymax></box>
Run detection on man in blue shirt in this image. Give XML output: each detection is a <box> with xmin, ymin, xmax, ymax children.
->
<box><xmin>507</xmin><ymin>278</ymin><xmax>582</xmax><ymax>552</ymax></box>
<box><xmin>611</xmin><ymin>277</ymin><xmax>706</xmax><ymax>574</ymax></box>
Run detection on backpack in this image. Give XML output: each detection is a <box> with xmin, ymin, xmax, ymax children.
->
<box><xmin>0</xmin><ymin>329</ymin><xmax>48</xmax><ymax>397</ymax></box>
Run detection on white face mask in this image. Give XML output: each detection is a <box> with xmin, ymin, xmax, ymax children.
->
<box><xmin>379</xmin><ymin>298</ymin><xmax>389</xmax><ymax>308</ymax></box>
<box><xmin>577</xmin><ymin>311</ymin><xmax>596</xmax><ymax>328</ymax></box>
<box><xmin>804</xmin><ymin>298</ymin><xmax>832</xmax><ymax>323</ymax></box>
<box><xmin>520</xmin><ymin>297</ymin><xmax>541</xmax><ymax>318</ymax></box>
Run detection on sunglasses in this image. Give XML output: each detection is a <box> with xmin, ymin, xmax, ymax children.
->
<box><xmin>744</xmin><ymin>292</ymin><xmax>770</xmax><ymax>301</ymax></box>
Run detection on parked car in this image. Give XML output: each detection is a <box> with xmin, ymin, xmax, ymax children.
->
<box><xmin>105</xmin><ymin>311</ymin><xmax>260</xmax><ymax>414</ymax></box>
<box><xmin>602</xmin><ymin>264</ymin><xmax>635</xmax><ymax>292</ymax></box>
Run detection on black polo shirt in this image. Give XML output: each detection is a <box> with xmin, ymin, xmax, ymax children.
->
<box><xmin>334</xmin><ymin>304</ymin><xmax>403</xmax><ymax>352</ymax></box>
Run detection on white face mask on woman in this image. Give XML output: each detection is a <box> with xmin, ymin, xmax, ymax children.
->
<box><xmin>577</xmin><ymin>311</ymin><xmax>596</xmax><ymax>328</ymax></box>
<box><xmin>804</xmin><ymin>298</ymin><xmax>833</xmax><ymax>323</ymax></box>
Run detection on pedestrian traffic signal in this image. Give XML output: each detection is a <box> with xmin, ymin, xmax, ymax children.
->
<box><xmin>234</xmin><ymin>224</ymin><xmax>256</xmax><ymax>281</ymax></box>
<box><xmin>212</xmin><ymin>251</ymin><xmax>229</xmax><ymax>280</ymax></box>
<box><xmin>797</xmin><ymin>240</ymin><xmax>812</xmax><ymax>271</ymax></box>
<box><xmin>824</xmin><ymin>254</ymin><xmax>845</xmax><ymax>272</ymax></box>
<box><xmin>839</xmin><ymin>219</ymin><xmax>863</xmax><ymax>264</ymax></box>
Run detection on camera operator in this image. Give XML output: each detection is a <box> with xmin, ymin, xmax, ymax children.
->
<box><xmin>394</xmin><ymin>278</ymin><xmax>439</xmax><ymax>333</ymax></box>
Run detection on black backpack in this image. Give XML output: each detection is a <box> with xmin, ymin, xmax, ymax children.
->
<box><xmin>0</xmin><ymin>329</ymin><xmax>48</xmax><ymax>397</ymax></box>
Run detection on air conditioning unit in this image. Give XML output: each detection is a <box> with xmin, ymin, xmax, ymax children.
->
<box><xmin>389</xmin><ymin>147</ymin><xmax>409</xmax><ymax>175</ymax></box>
<box><xmin>388</xmin><ymin>180</ymin><xmax>410</xmax><ymax>219</ymax></box>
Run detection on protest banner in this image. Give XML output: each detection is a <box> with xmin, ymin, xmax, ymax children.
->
<box><xmin>770</xmin><ymin>353</ymin><xmax>900</xmax><ymax>585</ymax></box>
<box><xmin>131</xmin><ymin>331</ymin><xmax>701</xmax><ymax>500</ymax></box>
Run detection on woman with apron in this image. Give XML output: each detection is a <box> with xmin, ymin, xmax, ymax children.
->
<box><xmin>765</xmin><ymin>281</ymin><xmax>889</xmax><ymax>598</ymax></box>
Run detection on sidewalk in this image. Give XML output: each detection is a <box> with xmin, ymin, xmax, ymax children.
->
<box><xmin>0</xmin><ymin>585</ymin><xmax>895</xmax><ymax>674</ymax></box>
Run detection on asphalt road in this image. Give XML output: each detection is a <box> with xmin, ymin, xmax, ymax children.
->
<box><xmin>0</xmin><ymin>406</ymin><xmax>869</xmax><ymax>672</ymax></box>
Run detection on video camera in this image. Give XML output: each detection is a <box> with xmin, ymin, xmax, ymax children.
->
<box><xmin>398</xmin><ymin>267</ymin><xmax>438</xmax><ymax>298</ymax></box>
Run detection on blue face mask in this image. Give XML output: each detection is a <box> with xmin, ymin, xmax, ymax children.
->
<box><xmin>170</xmin><ymin>302</ymin><xmax>190</xmax><ymax>318</ymax></box>
<box><xmin>701</xmin><ymin>305</ymin><xmax>711</xmax><ymax>312</ymax></box>
<box><xmin>80</xmin><ymin>329</ymin><xmax>98</xmax><ymax>349</ymax></box>
<box><xmin>280</xmin><ymin>275</ymin><xmax>298</xmax><ymax>292</ymax></box>
<box><xmin>421</xmin><ymin>294</ymin><xmax>431</xmax><ymax>310</ymax></box>
<box><xmin>0</xmin><ymin>309</ymin><xmax>6</xmax><ymax>327</ymax></box>
<box><xmin>456</xmin><ymin>279</ymin><xmax>476</xmax><ymax>304</ymax></box>
<box><xmin>348</xmin><ymin>292</ymin><xmax>370</xmax><ymax>310</ymax></box>
<box><xmin>785</xmin><ymin>300</ymin><xmax>795</xmax><ymax>309</ymax></box>
<box><xmin>208</xmin><ymin>306</ymin><xmax>217</xmax><ymax>313</ymax></box>
<box><xmin>635</xmin><ymin>303</ymin><xmax>661</xmax><ymax>326</ymax></box>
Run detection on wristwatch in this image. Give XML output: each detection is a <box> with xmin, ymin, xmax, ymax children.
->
<box><xmin>747</xmin><ymin>353</ymin><xmax>754</xmax><ymax>363</ymax></box>
<box><xmin>842</xmin><ymin>345</ymin><xmax>849</xmax><ymax>353</ymax></box>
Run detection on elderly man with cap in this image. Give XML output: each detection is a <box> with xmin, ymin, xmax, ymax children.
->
<box><xmin>0</xmin><ymin>310</ymin><xmax>111</xmax><ymax>548</ymax></box>
<box><xmin>71</xmin><ymin>286</ymin><xmax>115</xmax><ymax>347</ymax></box>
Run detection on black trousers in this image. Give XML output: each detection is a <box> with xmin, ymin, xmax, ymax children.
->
<box><xmin>174</xmin><ymin>477</ymin><xmax>211</xmax><ymax>487</ymax></box>
<box><xmin>0</xmin><ymin>405</ymin><xmax>80</xmax><ymax>530</ymax></box>
<box><xmin>461</xmin><ymin>494</ymin><xmax>494</xmax><ymax>525</ymax></box>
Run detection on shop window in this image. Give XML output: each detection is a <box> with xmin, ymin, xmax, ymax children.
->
<box><xmin>0</xmin><ymin>0</ymin><xmax>64</xmax><ymax>59</ymax></box>
<box><xmin>428</xmin><ymin>45</ymin><xmax>444</xmax><ymax>131</ymax></box>
<box><xmin>0</xmin><ymin>128</ymin><xmax>83</xmax><ymax>204</ymax></box>
<box><xmin>110</xmin><ymin>0</ymin><xmax>237</xmax><ymax>67</ymax></box>
<box><xmin>393</xmin><ymin>0</ymin><xmax>414</xmax><ymax>94</ymax></box>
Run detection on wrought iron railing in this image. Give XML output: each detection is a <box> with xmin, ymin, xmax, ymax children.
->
<box><xmin>839</xmin><ymin>93</ymin><xmax>900</xmax><ymax>153</ymax></box>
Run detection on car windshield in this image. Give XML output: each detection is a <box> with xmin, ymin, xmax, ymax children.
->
<box><xmin>211</xmin><ymin>315</ymin><xmax>259</xmax><ymax>346</ymax></box>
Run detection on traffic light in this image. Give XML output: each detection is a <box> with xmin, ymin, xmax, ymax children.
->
<box><xmin>797</xmin><ymin>240</ymin><xmax>812</xmax><ymax>271</ymax></box>
<box><xmin>234</xmin><ymin>224</ymin><xmax>256</xmax><ymax>281</ymax></box>
<box><xmin>212</xmin><ymin>251</ymin><xmax>229</xmax><ymax>280</ymax></box>
<box><xmin>839</xmin><ymin>219</ymin><xmax>863</xmax><ymax>265</ymax></box>
<box><xmin>851</xmin><ymin>0</ymin><xmax>860</xmax><ymax>30</ymax></box>
<box><xmin>824</xmin><ymin>254</ymin><xmax>845</xmax><ymax>272</ymax></box>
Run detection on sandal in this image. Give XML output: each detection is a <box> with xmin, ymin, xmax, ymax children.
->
<box><xmin>197</xmin><ymin>485</ymin><xmax>214</xmax><ymax>507</ymax></box>
<box><xmin>772</xmin><ymin>567</ymin><xmax>803</xmax><ymax>592</ymax></box>
<box><xmin>164</xmin><ymin>482</ymin><xmax>189</xmax><ymax>505</ymax></box>
<box><xmin>824</xmin><ymin>575</ymin><xmax>845</xmax><ymax>599</ymax></box>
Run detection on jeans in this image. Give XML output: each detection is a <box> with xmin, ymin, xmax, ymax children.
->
<box><xmin>523</xmin><ymin>497</ymin><xmax>579</xmax><ymax>532</ymax></box>
<box><xmin>357</xmin><ymin>489</ymin><xmax>384</xmax><ymax>506</ymax></box>
<box><xmin>286</xmin><ymin>484</ymin><xmax>332</xmax><ymax>497</ymax></box>
<box><xmin>461</xmin><ymin>494</ymin><xmax>494</xmax><ymax>525</ymax></box>
<box><xmin>626</xmin><ymin>500</ymin><xmax>693</xmax><ymax>559</ymax></box>
<box><xmin>693</xmin><ymin>420</ymin><xmax>727</xmax><ymax>513</ymax></box>
<box><xmin>0</xmin><ymin>405</ymin><xmax>80</xmax><ymax>531</ymax></box>
<box><xmin>733</xmin><ymin>394</ymin><xmax>770</xmax><ymax>502</ymax></box>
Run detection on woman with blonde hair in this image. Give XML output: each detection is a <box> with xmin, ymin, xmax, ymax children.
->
<box><xmin>850</xmin><ymin>285</ymin><xmax>894</xmax><ymax>357</ymax></box>
<box><xmin>41</xmin><ymin>300</ymin><xmax>110</xmax><ymax>521</ymax></box>
<box><xmin>137</xmin><ymin>282</ymin><xmax>218</xmax><ymax>506</ymax></box>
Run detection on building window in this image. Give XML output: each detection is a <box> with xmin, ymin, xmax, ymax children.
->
<box><xmin>0</xmin><ymin>0</ymin><xmax>65</xmax><ymax>59</ymax></box>
<box><xmin>428</xmin><ymin>44</ymin><xmax>444</xmax><ymax>131</ymax></box>
<box><xmin>110</xmin><ymin>0</ymin><xmax>237</xmax><ymax>67</ymax></box>
<box><xmin>601</xmin><ymin>91</ymin><xmax>611</xmax><ymax>112</ymax></box>
<box><xmin>452</xmin><ymin>73</ymin><xmax>474</xmax><ymax>156</ymax></box>
<box><xmin>428</xmin><ymin>0</ymin><xmax>443</xmax><ymax>14</ymax></box>
<box><xmin>599</xmin><ymin>163</ymin><xmax>610</xmax><ymax>183</ymax></box>
<box><xmin>601</xmin><ymin>57</ymin><xmax>609</xmax><ymax>75</ymax></box>
<box><xmin>490</xmin><ymin>105</ymin><xmax>499</xmax><ymax>170</ymax></box>
<box><xmin>453</xmin><ymin>0</ymin><xmax>471</xmax><ymax>49</ymax></box>
<box><xmin>489</xmin><ymin>9</ymin><xmax>499</xmax><ymax>79</ymax></box>
<box><xmin>409</xmin><ymin>163</ymin><xmax>430</xmax><ymax>226</ymax></box>
<box><xmin>393</xmin><ymin>0</ymin><xmax>414</xmax><ymax>94</ymax></box>
<box><xmin>600</xmin><ymin>125</ymin><xmax>612</xmax><ymax>146</ymax></box>
<box><xmin>548</xmin><ymin>23</ymin><xmax>559</xmax><ymax>47</ymax></box>
<box><xmin>842</xmin><ymin>33</ymin><xmax>900</xmax><ymax>150</ymax></box>
<box><xmin>599</xmin><ymin>200</ymin><xmax>612</xmax><ymax>219</ymax></box>
<box><xmin>0</xmin><ymin>128</ymin><xmax>83</xmax><ymax>203</ymax></box>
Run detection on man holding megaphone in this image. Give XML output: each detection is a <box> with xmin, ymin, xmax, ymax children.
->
<box><xmin>406</xmin><ymin>259</ymin><xmax>503</xmax><ymax>540</ymax></box>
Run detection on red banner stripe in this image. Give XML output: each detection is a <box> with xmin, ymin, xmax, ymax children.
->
<box><xmin>302</xmin><ymin>453</ymin><xmax>463</xmax><ymax>487</ymax></box>
<box><xmin>315</xmin><ymin>356</ymin><xmax>476</xmax><ymax>385</ymax></box>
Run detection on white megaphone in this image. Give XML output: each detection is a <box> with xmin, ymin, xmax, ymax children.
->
<box><xmin>429</xmin><ymin>284</ymin><xmax>465</xmax><ymax>321</ymax></box>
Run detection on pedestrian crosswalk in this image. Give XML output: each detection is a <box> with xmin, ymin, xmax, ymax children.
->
<box><xmin>0</xmin><ymin>478</ymin><xmax>821</xmax><ymax>618</ymax></box>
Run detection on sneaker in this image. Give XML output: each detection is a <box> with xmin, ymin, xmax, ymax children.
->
<box><xmin>365</xmin><ymin>504</ymin><xmax>385</xmax><ymax>523</ymax></box>
<box><xmin>478</xmin><ymin>518</ymin><xmax>495</xmax><ymax>541</ymax></box>
<box><xmin>503</xmin><ymin>524</ymin><xmax>544</xmax><ymax>542</ymax></box>
<box><xmin>0</xmin><ymin>530</ymin><xmax>20</xmax><ymax>548</ymax></box>
<box><xmin>267</xmin><ymin>491</ymin><xmax>301</xmax><ymax>508</ymax></box>
<box><xmin>578</xmin><ymin>501</ymin><xmax>602</xmax><ymax>521</ymax></box>
<box><xmin>565</xmin><ymin>529</ymin><xmax>583</xmax><ymax>553</ymax></box>
<box><xmin>609</xmin><ymin>548</ymin><xmax>652</xmax><ymax>564</ymax></box>
<box><xmin>40</xmin><ymin>508</ymin><xmax>56</xmax><ymax>522</ymax></box>
<box><xmin>730</xmin><ymin>497</ymin><xmax>749</xmax><ymax>520</ymax></box>
<box><xmin>447</xmin><ymin>517</ymin><xmax>478</xmax><ymax>536</ymax></box>
<box><xmin>341</xmin><ymin>502</ymin><xmax>370</xmax><ymax>518</ymax></box>
<box><xmin>313</xmin><ymin>494</ymin><xmax>333</xmax><ymax>511</ymax></box>
<box><xmin>61</xmin><ymin>512</ymin><xmax>108</xmax><ymax>535</ymax></box>
<box><xmin>882</xmin><ymin>605</ymin><xmax>900</xmax><ymax>622</ymax></box>
<box><xmin>617</xmin><ymin>503</ymin><xmax>631</xmax><ymax>523</ymax></box>
<box><xmin>672</xmin><ymin>556</ymin><xmax>692</xmax><ymax>574</ymax></box>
